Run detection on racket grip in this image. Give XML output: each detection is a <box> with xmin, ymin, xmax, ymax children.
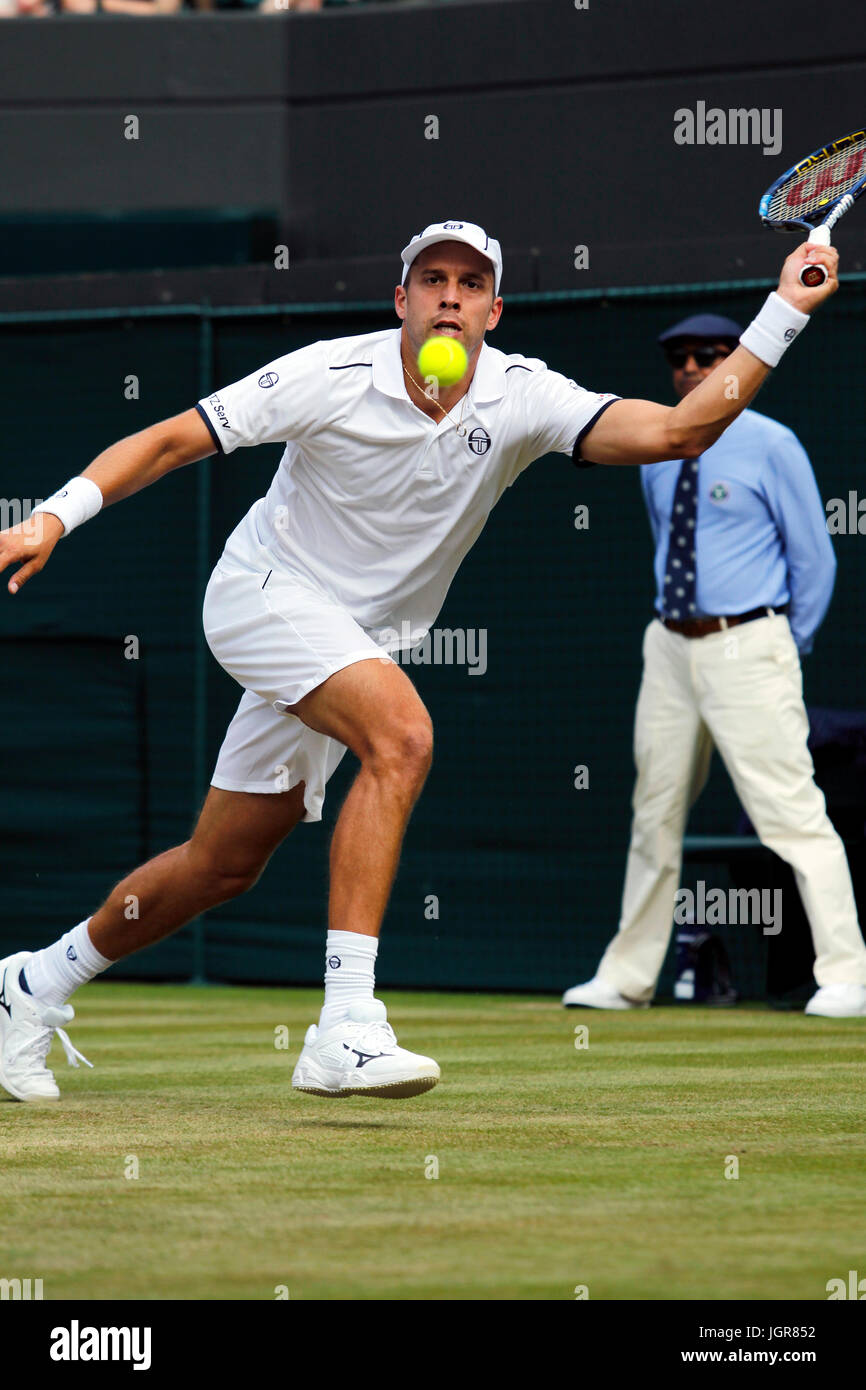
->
<box><xmin>799</xmin><ymin>225</ymin><xmax>831</xmax><ymax>288</ymax></box>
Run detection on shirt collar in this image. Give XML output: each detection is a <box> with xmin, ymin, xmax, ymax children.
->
<box><xmin>372</xmin><ymin>328</ymin><xmax>507</xmax><ymax>405</ymax></box>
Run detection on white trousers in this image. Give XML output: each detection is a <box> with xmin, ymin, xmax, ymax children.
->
<box><xmin>597</xmin><ymin>615</ymin><xmax>866</xmax><ymax>999</ymax></box>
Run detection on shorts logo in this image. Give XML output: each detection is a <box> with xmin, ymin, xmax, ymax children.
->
<box><xmin>710</xmin><ymin>482</ymin><xmax>730</xmax><ymax>503</ymax></box>
<box><xmin>467</xmin><ymin>427</ymin><xmax>491</xmax><ymax>455</ymax></box>
<box><xmin>66</xmin><ymin>946</ymin><xmax>78</xmax><ymax>962</ymax></box>
<box><xmin>327</xmin><ymin>956</ymin><xmax>341</xmax><ymax>969</ymax></box>
<box><xmin>258</xmin><ymin>372</ymin><xmax>279</xmax><ymax>389</ymax></box>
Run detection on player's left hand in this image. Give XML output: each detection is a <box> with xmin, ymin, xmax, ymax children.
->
<box><xmin>776</xmin><ymin>241</ymin><xmax>839</xmax><ymax>314</ymax></box>
<box><xmin>0</xmin><ymin>512</ymin><xmax>64</xmax><ymax>594</ymax></box>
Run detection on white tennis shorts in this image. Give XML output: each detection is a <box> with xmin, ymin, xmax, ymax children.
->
<box><xmin>202</xmin><ymin>554</ymin><xmax>393</xmax><ymax>821</ymax></box>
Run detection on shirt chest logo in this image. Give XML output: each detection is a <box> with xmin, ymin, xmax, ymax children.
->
<box><xmin>467</xmin><ymin>427</ymin><xmax>491</xmax><ymax>455</ymax></box>
<box><xmin>709</xmin><ymin>481</ymin><xmax>730</xmax><ymax>503</ymax></box>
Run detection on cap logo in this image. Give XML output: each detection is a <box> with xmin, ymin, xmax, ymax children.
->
<box><xmin>443</xmin><ymin>222</ymin><xmax>464</xmax><ymax>230</ymax></box>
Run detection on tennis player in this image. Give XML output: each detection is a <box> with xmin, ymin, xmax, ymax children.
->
<box><xmin>0</xmin><ymin>220</ymin><xmax>837</xmax><ymax>1101</ymax></box>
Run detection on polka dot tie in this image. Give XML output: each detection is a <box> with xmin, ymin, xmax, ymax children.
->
<box><xmin>662</xmin><ymin>458</ymin><xmax>700</xmax><ymax>620</ymax></box>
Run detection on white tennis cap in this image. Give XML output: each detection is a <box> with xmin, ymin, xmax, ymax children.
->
<box><xmin>400</xmin><ymin>221</ymin><xmax>503</xmax><ymax>294</ymax></box>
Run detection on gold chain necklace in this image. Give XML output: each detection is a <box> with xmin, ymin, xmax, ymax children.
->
<box><xmin>402</xmin><ymin>362</ymin><xmax>470</xmax><ymax>437</ymax></box>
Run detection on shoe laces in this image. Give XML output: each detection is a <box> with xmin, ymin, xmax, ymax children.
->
<box><xmin>351</xmin><ymin>1018</ymin><xmax>397</xmax><ymax>1054</ymax></box>
<box><xmin>54</xmin><ymin>1027</ymin><xmax>93</xmax><ymax>1070</ymax></box>
<box><xmin>10</xmin><ymin>1002</ymin><xmax>93</xmax><ymax>1075</ymax></box>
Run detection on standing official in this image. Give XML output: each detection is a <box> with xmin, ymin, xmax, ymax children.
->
<box><xmin>563</xmin><ymin>313</ymin><xmax>866</xmax><ymax>1018</ymax></box>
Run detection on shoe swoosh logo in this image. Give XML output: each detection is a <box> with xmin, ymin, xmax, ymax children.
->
<box><xmin>343</xmin><ymin>1043</ymin><xmax>388</xmax><ymax>1068</ymax></box>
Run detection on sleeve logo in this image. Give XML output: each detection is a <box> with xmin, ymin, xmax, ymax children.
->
<box><xmin>208</xmin><ymin>394</ymin><xmax>231</xmax><ymax>429</ymax></box>
<box><xmin>258</xmin><ymin>372</ymin><xmax>279</xmax><ymax>389</ymax></box>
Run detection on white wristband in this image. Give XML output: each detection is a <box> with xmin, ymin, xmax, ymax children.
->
<box><xmin>739</xmin><ymin>291</ymin><xmax>810</xmax><ymax>369</ymax></box>
<box><xmin>31</xmin><ymin>477</ymin><xmax>104</xmax><ymax>537</ymax></box>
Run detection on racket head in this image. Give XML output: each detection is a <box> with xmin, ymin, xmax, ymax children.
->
<box><xmin>759</xmin><ymin>129</ymin><xmax>866</xmax><ymax>232</ymax></box>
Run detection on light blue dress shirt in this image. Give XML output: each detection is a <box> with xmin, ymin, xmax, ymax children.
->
<box><xmin>640</xmin><ymin>408</ymin><xmax>836</xmax><ymax>653</ymax></box>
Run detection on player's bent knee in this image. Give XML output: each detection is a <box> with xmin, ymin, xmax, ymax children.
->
<box><xmin>367</xmin><ymin>719</ymin><xmax>434</xmax><ymax>785</ymax></box>
<box><xmin>185</xmin><ymin>844</ymin><xmax>267</xmax><ymax>903</ymax></box>
<box><xmin>208</xmin><ymin>864</ymin><xmax>263</xmax><ymax>905</ymax></box>
<box><xmin>210</xmin><ymin>869</ymin><xmax>262</xmax><ymax>905</ymax></box>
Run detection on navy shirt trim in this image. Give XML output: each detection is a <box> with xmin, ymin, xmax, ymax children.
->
<box><xmin>196</xmin><ymin>402</ymin><xmax>224</xmax><ymax>455</ymax></box>
<box><xmin>573</xmin><ymin>397</ymin><xmax>619</xmax><ymax>468</ymax></box>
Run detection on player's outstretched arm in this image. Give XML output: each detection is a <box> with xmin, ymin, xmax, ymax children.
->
<box><xmin>580</xmin><ymin>239</ymin><xmax>839</xmax><ymax>466</ymax></box>
<box><xmin>0</xmin><ymin>408</ymin><xmax>215</xmax><ymax>595</ymax></box>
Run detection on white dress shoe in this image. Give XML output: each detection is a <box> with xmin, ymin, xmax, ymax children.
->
<box><xmin>561</xmin><ymin>976</ymin><xmax>650</xmax><ymax>1010</ymax></box>
<box><xmin>804</xmin><ymin>983</ymin><xmax>866</xmax><ymax>1018</ymax></box>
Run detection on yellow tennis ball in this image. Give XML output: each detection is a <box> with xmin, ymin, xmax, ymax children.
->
<box><xmin>417</xmin><ymin>335</ymin><xmax>468</xmax><ymax>387</ymax></box>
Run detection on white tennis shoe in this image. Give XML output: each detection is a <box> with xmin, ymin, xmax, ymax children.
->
<box><xmin>292</xmin><ymin>999</ymin><xmax>440</xmax><ymax>1098</ymax></box>
<box><xmin>561</xmin><ymin>975</ymin><xmax>650</xmax><ymax>1010</ymax></box>
<box><xmin>804</xmin><ymin>983</ymin><xmax>866</xmax><ymax>1018</ymax></box>
<box><xmin>0</xmin><ymin>951</ymin><xmax>93</xmax><ymax>1102</ymax></box>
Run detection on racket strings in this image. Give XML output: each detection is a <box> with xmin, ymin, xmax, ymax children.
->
<box><xmin>765</xmin><ymin>133</ymin><xmax>866</xmax><ymax>224</ymax></box>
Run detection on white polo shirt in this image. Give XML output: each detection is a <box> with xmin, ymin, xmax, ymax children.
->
<box><xmin>197</xmin><ymin>326</ymin><xmax>618</xmax><ymax>649</ymax></box>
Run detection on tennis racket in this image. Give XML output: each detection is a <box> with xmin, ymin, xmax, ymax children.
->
<box><xmin>760</xmin><ymin>128</ymin><xmax>866</xmax><ymax>287</ymax></box>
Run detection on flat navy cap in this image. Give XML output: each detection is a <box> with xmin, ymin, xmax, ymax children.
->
<box><xmin>657</xmin><ymin>313</ymin><xmax>743</xmax><ymax>346</ymax></box>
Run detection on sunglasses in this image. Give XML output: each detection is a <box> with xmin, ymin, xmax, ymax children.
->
<box><xmin>665</xmin><ymin>346</ymin><xmax>731</xmax><ymax>369</ymax></box>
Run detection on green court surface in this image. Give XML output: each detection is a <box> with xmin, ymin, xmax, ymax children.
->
<box><xmin>1</xmin><ymin>985</ymin><xmax>864</xmax><ymax>1301</ymax></box>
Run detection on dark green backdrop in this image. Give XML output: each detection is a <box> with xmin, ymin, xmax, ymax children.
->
<box><xmin>2</xmin><ymin>284</ymin><xmax>864</xmax><ymax>992</ymax></box>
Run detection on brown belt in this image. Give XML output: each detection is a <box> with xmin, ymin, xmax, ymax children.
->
<box><xmin>660</xmin><ymin>605</ymin><xmax>789</xmax><ymax>639</ymax></box>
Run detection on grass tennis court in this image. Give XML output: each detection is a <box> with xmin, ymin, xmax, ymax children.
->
<box><xmin>2</xmin><ymin>984</ymin><xmax>864</xmax><ymax>1301</ymax></box>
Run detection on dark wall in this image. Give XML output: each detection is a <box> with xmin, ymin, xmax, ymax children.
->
<box><xmin>0</xmin><ymin>1</ymin><xmax>865</xmax><ymax>294</ymax></box>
